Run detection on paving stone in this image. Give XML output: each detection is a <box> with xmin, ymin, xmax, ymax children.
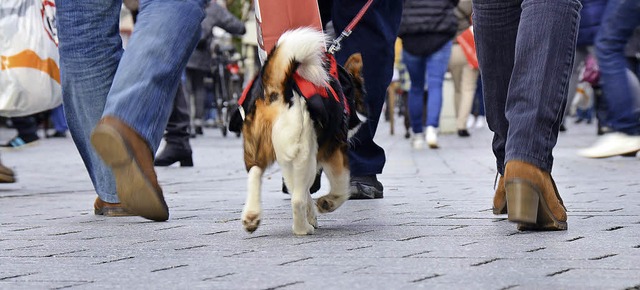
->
<box><xmin>0</xmin><ymin>122</ymin><xmax>639</xmax><ymax>289</ymax></box>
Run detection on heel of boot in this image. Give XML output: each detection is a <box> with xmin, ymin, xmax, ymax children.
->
<box><xmin>180</xmin><ymin>157</ymin><xmax>193</xmax><ymax>167</ymax></box>
<box><xmin>506</xmin><ymin>181</ymin><xmax>539</xmax><ymax>224</ymax></box>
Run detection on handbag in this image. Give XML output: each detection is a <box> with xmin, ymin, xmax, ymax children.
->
<box><xmin>0</xmin><ymin>0</ymin><xmax>62</xmax><ymax>117</ymax></box>
<box><xmin>456</xmin><ymin>26</ymin><xmax>479</xmax><ymax>69</ymax></box>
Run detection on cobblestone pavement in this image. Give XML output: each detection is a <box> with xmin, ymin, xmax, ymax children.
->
<box><xmin>0</xmin><ymin>120</ymin><xmax>639</xmax><ymax>290</ymax></box>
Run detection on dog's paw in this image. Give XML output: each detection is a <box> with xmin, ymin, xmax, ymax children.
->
<box><xmin>316</xmin><ymin>194</ymin><xmax>347</xmax><ymax>213</ymax></box>
<box><xmin>293</xmin><ymin>223</ymin><xmax>315</xmax><ymax>236</ymax></box>
<box><xmin>242</xmin><ymin>211</ymin><xmax>261</xmax><ymax>233</ymax></box>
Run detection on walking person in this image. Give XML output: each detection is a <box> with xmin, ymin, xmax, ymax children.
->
<box><xmin>448</xmin><ymin>0</ymin><xmax>479</xmax><ymax>137</ymax></box>
<box><xmin>56</xmin><ymin>0</ymin><xmax>206</xmax><ymax>221</ymax></box>
<box><xmin>398</xmin><ymin>0</ymin><xmax>458</xmax><ymax>149</ymax></box>
<box><xmin>473</xmin><ymin>0</ymin><xmax>581</xmax><ymax>230</ymax></box>
<box><xmin>328</xmin><ymin>0</ymin><xmax>403</xmax><ymax>199</ymax></box>
<box><xmin>579</xmin><ymin>0</ymin><xmax>640</xmax><ymax>158</ymax></box>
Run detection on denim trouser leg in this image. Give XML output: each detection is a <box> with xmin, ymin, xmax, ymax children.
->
<box><xmin>474</xmin><ymin>0</ymin><xmax>581</xmax><ymax>174</ymax></box>
<box><xmin>57</xmin><ymin>0</ymin><xmax>123</xmax><ymax>203</ymax></box>
<box><xmin>57</xmin><ymin>0</ymin><xmax>204</xmax><ymax>203</ymax></box>
<box><xmin>425</xmin><ymin>41</ymin><xmax>453</xmax><ymax>128</ymax></box>
<box><xmin>51</xmin><ymin>105</ymin><xmax>69</xmax><ymax>132</ymax></box>
<box><xmin>333</xmin><ymin>0</ymin><xmax>402</xmax><ymax>176</ymax></box>
<box><xmin>403</xmin><ymin>51</ymin><xmax>427</xmax><ymax>134</ymax></box>
<box><xmin>103</xmin><ymin>0</ymin><xmax>204</xmax><ymax>153</ymax></box>
<box><xmin>595</xmin><ymin>0</ymin><xmax>640</xmax><ymax>135</ymax></box>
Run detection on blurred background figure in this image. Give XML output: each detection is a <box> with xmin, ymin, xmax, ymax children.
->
<box><xmin>47</xmin><ymin>105</ymin><xmax>69</xmax><ymax>138</ymax></box>
<box><xmin>562</xmin><ymin>0</ymin><xmax>607</xmax><ymax>132</ymax></box>
<box><xmin>579</xmin><ymin>0</ymin><xmax>640</xmax><ymax>158</ymax></box>
<box><xmin>1</xmin><ymin>116</ymin><xmax>39</xmax><ymax>148</ymax></box>
<box><xmin>448</xmin><ymin>0</ymin><xmax>478</xmax><ymax>138</ymax></box>
<box><xmin>399</xmin><ymin>0</ymin><xmax>458</xmax><ymax>149</ymax></box>
<box><xmin>185</xmin><ymin>1</ymin><xmax>246</xmax><ymax>136</ymax></box>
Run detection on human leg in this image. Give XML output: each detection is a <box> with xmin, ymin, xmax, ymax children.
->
<box><xmin>57</xmin><ymin>0</ymin><xmax>122</xmax><ymax>203</ymax></box>
<box><xmin>473</xmin><ymin>0</ymin><xmax>520</xmax><ymax>176</ymax></box>
<box><xmin>332</xmin><ymin>0</ymin><xmax>402</xmax><ymax>199</ymax></box>
<box><xmin>425</xmin><ymin>41</ymin><xmax>452</xmax><ymax>129</ymax></box>
<box><xmin>579</xmin><ymin>0</ymin><xmax>640</xmax><ymax>158</ymax></box>
<box><xmin>457</xmin><ymin>65</ymin><xmax>479</xmax><ymax>133</ymax></box>
<box><xmin>402</xmin><ymin>51</ymin><xmax>427</xmax><ymax>135</ymax></box>
<box><xmin>91</xmin><ymin>0</ymin><xmax>205</xmax><ymax>220</ymax></box>
<box><xmin>155</xmin><ymin>83</ymin><xmax>193</xmax><ymax>167</ymax></box>
<box><xmin>49</xmin><ymin>105</ymin><xmax>69</xmax><ymax>137</ymax></box>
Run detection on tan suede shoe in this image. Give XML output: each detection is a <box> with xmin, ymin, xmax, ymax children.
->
<box><xmin>94</xmin><ymin>197</ymin><xmax>134</xmax><ymax>217</ymax></box>
<box><xmin>91</xmin><ymin>116</ymin><xmax>169</xmax><ymax>221</ymax></box>
<box><xmin>0</xmin><ymin>161</ymin><xmax>16</xmax><ymax>183</ymax></box>
<box><xmin>504</xmin><ymin>160</ymin><xmax>567</xmax><ymax>231</ymax></box>
<box><xmin>492</xmin><ymin>174</ymin><xmax>506</xmax><ymax>215</ymax></box>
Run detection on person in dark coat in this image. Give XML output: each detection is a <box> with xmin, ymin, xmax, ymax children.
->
<box><xmin>185</xmin><ymin>2</ymin><xmax>246</xmax><ymax>135</ymax></box>
<box><xmin>155</xmin><ymin>2</ymin><xmax>246</xmax><ymax>167</ymax></box>
<box><xmin>398</xmin><ymin>0</ymin><xmax>458</xmax><ymax>149</ymax></box>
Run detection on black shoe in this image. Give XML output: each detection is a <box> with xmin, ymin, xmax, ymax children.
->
<box><xmin>349</xmin><ymin>175</ymin><xmax>383</xmax><ymax>199</ymax></box>
<box><xmin>559</xmin><ymin>124</ymin><xmax>567</xmax><ymax>132</ymax></box>
<box><xmin>1</xmin><ymin>135</ymin><xmax>39</xmax><ymax>148</ymax></box>
<box><xmin>195</xmin><ymin>126</ymin><xmax>204</xmax><ymax>135</ymax></box>
<box><xmin>46</xmin><ymin>131</ymin><xmax>67</xmax><ymax>138</ymax></box>
<box><xmin>457</xmin><ymin>129</ymin><xmax>470</xmax><ymax>137</ymax></box>
<box><xmin>154</xmin><ymin>145</ymin><xmax>193</xmax><ymax>167</ymax></box>
<box><xmin>282</xmin><ymin>170</ymin><xmax>322</xmax><ymax>194</ymax></box>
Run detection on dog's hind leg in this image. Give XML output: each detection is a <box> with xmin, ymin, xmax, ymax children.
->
<box><xmin>282</xmin><ymin>160</ymin><xmax>317</xmax><ymax>235</ymax></box>
<box><xmin>316</xmin><ymin>149</ymin><xmax>350</xmax><ymax>213</ymax></box>
<box><xmin>242</xmin><ymin>166</ymin><xmax>263</xmax><ymax>233</ymax></box>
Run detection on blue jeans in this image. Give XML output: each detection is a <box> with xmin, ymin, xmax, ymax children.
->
<box><xmin>51</xmin><ymin>105</ymin><xmax>68</xmax><ymax>132</ymax></box>
<box><xmin>57</xmin><ymin>0</ymin><xmax>204</xmax><ymax>203</ymax></box>
<box><xmin>403</xmin><ymin>41</ymin><xmax>453</xmax><ymax>133</ymax></box>
<box><xmin>332</xmin><ymin>0</ymin><xmax>403</xmax><ymax>176</ymax></box>
<box><xmin>473</xmin><ymin>0</ymin><xmax>581</xmax><ymax>174</ymax></box>
<box><xmin>595</xmin><ymin>0</ymin><xmax>640</xmax><ymax>135</ymax></box>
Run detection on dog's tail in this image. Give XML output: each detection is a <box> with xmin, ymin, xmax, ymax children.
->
<box><xmin>262</xmin><ymin>27</ymin><xmax>328</xmax><ymax>97</ymax></box>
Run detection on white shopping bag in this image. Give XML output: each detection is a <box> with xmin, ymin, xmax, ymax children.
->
<box><xmin>0</xmin><ymin>0</ymin><xmax>62</xmax><ymax>117</ymax></box>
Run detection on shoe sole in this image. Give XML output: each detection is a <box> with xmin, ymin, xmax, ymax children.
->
<box><xmin>579</xmin><ymin>148</ymin><xmax>640</xmax><ymax>158</ymax></box>
<box><xmin>349</xmin><ymin>183</ymin><xmax>383</xmax><ymax>199</ymax></box>
<box><xmin>0</xmin><ymin>172</ymin><xmax>15</xmax><ymax>183</ymax></box>
<box><xmin>492</xmin><ymin>204</ymin><xmax>507</xmax><ymax>215</ymax></box>
<box><xmin>505</xmin><ymin>179</ymin><xmax>567</xmax><ymax>231</ymax></box>
<box><xmin>91</xmin><ymin>125</ymin><xmax>169</xmax><ymax>221</ymax></box>
<box><xmin>94</xmin><ymin>206</ymin><xmax>135</xmax><ymax>217</ymax></box>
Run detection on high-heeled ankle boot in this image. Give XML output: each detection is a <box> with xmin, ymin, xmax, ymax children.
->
<box><xmin>492</xmin><ymin>174</ymin><xmax>506</xmax><ymax>215</ymax></box>
<box><xmin>154</xmin><ymin>145</ymin><xmax>193</xmax><ymax>167</ymax></box>
<box><xmin>504</xmin><ymin>160</ymin><xmax>567</xmax><ymax>231</ymax></box>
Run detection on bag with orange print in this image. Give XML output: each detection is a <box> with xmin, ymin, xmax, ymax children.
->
<box><xmin>0</xmin><ymin>0</ymin><xmax>62</xmax><ymax>117</ymax></box>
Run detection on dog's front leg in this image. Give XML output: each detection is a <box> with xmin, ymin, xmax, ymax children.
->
<box><xmin>242</xmin><ymin>166</ymin><xmax>263</xmax><ymax>233</ymax></box>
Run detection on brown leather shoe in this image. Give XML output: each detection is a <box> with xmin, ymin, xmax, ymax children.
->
<box><xmin>91</xmin><ymin>116</ymin><xmax>169</xmax><ymax>221</ymax></box>
<box><xmin>0</xmin><ymin>161</ymin><xmax>16</xmax><ymax>183</ymax></box>
<box><xmin>492</xmin><ymin>174</ymin><xmax>506</xmax><ymax>215</ymax></box>
<box><xmin>94</xmin><ymin>197</ymin><xmax>134</xmax><ymax>217</ymax></box>
<box><xmin>504</xmin><ymin>160</ymin><xmax>567</xmax><ymax>231</ymax></box>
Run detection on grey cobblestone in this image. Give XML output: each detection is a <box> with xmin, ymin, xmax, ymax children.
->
<box><xmin>1</xmin><ymin>122</ymin><xmax>639</xmax><ymax>289</ymax></box>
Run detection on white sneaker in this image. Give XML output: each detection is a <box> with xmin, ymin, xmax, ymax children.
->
<box><xmin>475</xmin><ymin>116</ymin><xmax>487</xmax><ymax>128</ymax></box>
<box><xmin>411</xmin><ymin>132</ymin><xmax>425</xmax><ymax>149</ymax></box>
<box><xmin>578</xmin><ymin>132</ymin><xmax>640</xmax><ymax>158</ymax></box>
<box><xmin>426</xmin><ymin>126</ymin><xmax>439</xmax><ymax>148</ymax></box>
<box><xmin>466</xmin><ymin>115</ymin><xmax>476</xmax><ymax>129</ymax></box>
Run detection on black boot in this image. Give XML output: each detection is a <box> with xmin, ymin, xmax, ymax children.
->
<box><xmin>154</xmin><ymin>144</ymin><xmax>193</xmax><ymax>167</ymax></box>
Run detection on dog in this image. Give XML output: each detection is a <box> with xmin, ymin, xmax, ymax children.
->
<box><xmin>228</xmin><ymin>28</ymin><xmax>366</xmax><ymax>235</ymax></box>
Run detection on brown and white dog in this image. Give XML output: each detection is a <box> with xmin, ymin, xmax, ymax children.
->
<box><xmin>229</xmin><ymin>28</ymin><xmax>366</xmax><ymax>235</ymax></box>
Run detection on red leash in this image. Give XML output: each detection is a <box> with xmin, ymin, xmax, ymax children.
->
<box><xmin>327</xmin><ymin>0</ymin><xmax>374</xmax><ymax>54</ymax></box>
